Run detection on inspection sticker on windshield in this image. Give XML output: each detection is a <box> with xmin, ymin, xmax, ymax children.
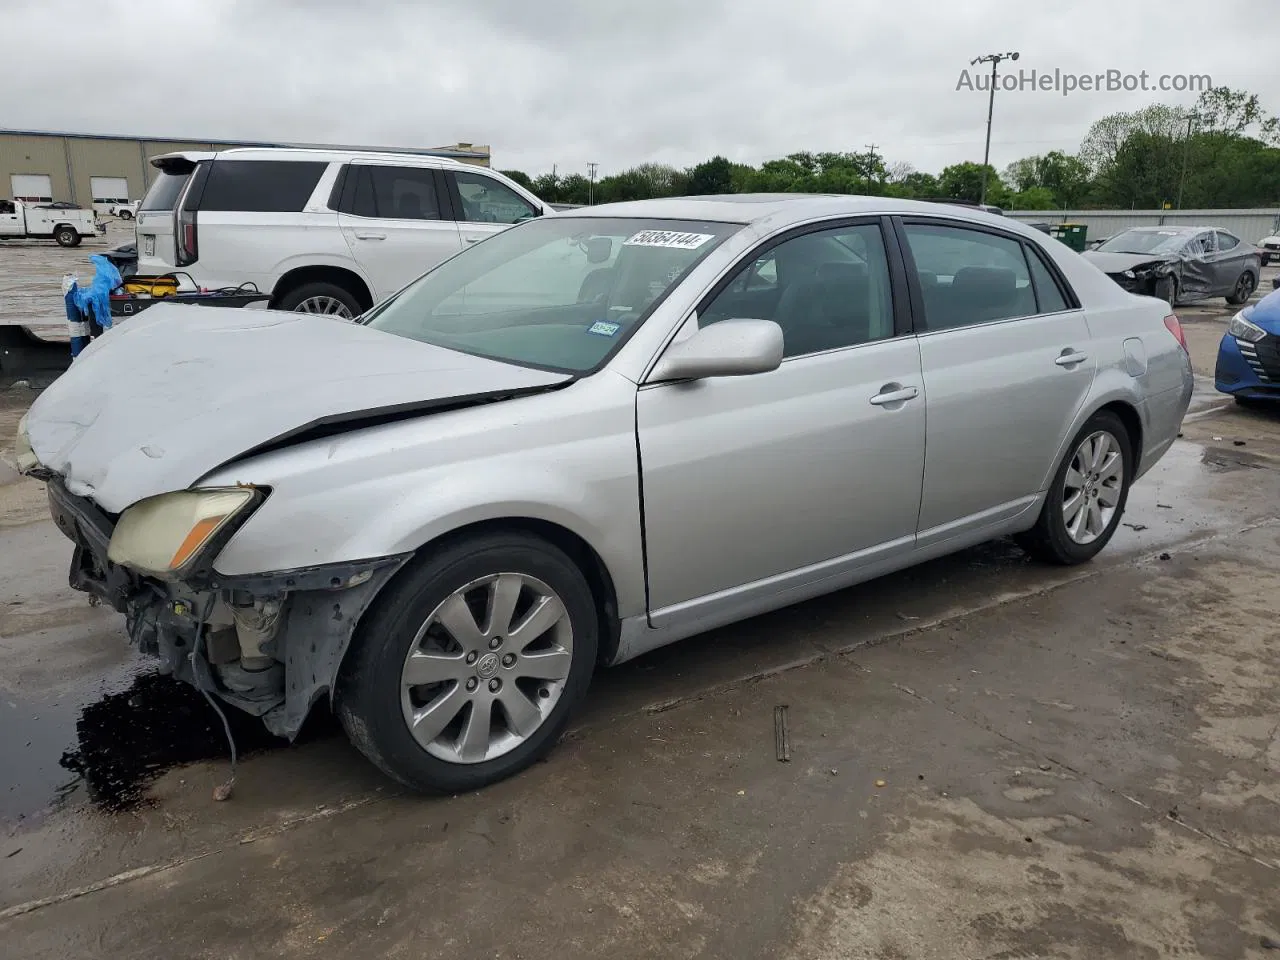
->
<box><xmin>588</xmin><ymin>320</ymin><xmax>621</xmax><ymax>336</ymax></box>
<box><xmin>624</xmin><ymin>230</ymin><xmax>714</xmax><ymax>250</ymax></box>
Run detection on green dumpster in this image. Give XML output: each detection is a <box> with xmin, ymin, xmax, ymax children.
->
<box><xmin>1049</xmin><ymin>223</ymin><xmax>1088</xmax><ymax>252</ymax></box>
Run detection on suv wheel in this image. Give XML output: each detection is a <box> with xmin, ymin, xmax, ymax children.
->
<box><xmin>337</xmin><ymin>532</ymin><xmax>599</xmax><ymax>793</ymax></box>
<box><xmin>1016</xmin><ymin>410</ymin><xmax>1133</xmax><ymax>565</ymax></box>
<box><xmin>278</xmin><ymin>281</ymin><xmax>362</xmax><ymax>319</ymax></box>
<box><xmin>118</xmin><ymin>209</ymin><xmax>133</xmax><ymax>221</ymax></box>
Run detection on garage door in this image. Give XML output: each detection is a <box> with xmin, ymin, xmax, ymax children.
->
<box><xmin>90</xmin><ymin>176</ymin><xmax>130</xmax><ymax>204</ymax></box>
<box><xmin>11</xmin><ymin>174</ymin><xmax>52</xmax><ymax>202</ymax></box>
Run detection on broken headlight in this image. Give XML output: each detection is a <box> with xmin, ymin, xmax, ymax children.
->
<box><xmin>14</xmin><ymin>414</ymin><xmax>38</xmax><ymax>474</ymax></box>
<box><xmin>108</xmin><ymin>487</ymin><xmax>263</xmax><ymax>579</ymax></box>
<box><xmin>1227</xmin><ymin>311</ymin><xmax>1266</xmax><ymax>344</ymax></box>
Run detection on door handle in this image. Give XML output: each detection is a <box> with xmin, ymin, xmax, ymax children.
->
<box><xmin>464</xmin><ymin>236</ymin><xmax>482</xmax><ymax>243</ymax></box>
<box><xmin>869</xmin><ymin>385</ymin><xmax>919</xmax><ymax>406</ymax></box>
<box><xmin>353</xmin><ymin>232</ymin><xmax>385</xmax><ymax>240</ymax></box>
<box><xmin>1055</xmin><ymin>350</ymin><xmax>1088</xmax><ymax>367</ymax></box>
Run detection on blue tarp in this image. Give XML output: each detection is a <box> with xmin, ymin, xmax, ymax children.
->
<box><xmin>66</xmin><ymin>255</ymin><xmax>122</xmax><ymax>357</ymax></box>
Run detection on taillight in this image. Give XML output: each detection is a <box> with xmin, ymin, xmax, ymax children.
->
<box><xmin>176</xmin><ymin>208</ymin><xmax>198</xmax><ymax>266</ymax></box>
<box><xmin>1163</xmin><ymin>313</ymin><xmax>1187</xmax><ymax>353</ymax></box>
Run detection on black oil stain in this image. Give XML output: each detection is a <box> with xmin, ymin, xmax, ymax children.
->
<box><xmin>55</xmin><ymin>671</ymin><xmax>337</xmax><ymax>813</ymax></box>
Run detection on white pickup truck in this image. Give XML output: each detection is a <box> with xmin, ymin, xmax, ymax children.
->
<box><xmin>0</xmin><ymin>199</ymin><xmax>101</xmax><ymax>246</ymax></box>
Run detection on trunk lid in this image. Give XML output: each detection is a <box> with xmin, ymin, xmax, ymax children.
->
<box><xmin>25</xmin><ymin>304</ymin><xmax>572</xmax><ymax>513</ymax></box>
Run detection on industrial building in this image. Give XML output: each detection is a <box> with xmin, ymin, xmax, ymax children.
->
<box><xmin>0</xmin><ymin>130</ymin><xmax>491</xmax><ymax>212</ymax></box>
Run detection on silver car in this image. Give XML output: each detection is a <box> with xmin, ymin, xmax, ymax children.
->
<box><xmin>17</xmin><ymin>195</ymin><xmax>1194</xmax><ymax>792</ymax></box>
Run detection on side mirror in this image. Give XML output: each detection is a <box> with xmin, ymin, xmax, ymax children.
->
<box><xmin>647</xmin><ymin>319</ymin><xmax>784</xmax><ymax>383</ymax></box>
<box><xmin>585</xmin><ymin>237</ymin><xmax>613</xmax><ymax>263</ymax></box>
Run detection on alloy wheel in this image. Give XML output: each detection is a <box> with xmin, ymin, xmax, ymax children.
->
<box><xmin>295</xmin><ymin>295</ymin><xmax>353</xmax><ymax>318</ymax></box>
<box><xmin>1062</xmin><ymin>430</ymin><xmax>1124</xmax><ymax>545</ymax></box>
<box><xmin>399</xmin><ymin>573</ymin><xmax>574</xmax><ymax>764</ymax></box>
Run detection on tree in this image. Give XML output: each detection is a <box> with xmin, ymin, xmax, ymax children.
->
<box><xmin>499</xmin><ymin>169</ymin><xmax>533</xmax><ymax>190</ymax></box>
<box><xmin>937</xmin><ymin>162</ymin><xmax>1009</xmax><ymax>205</ymax></box>
<box><xmin>1010</xmin><ymin>186</ymin><xmax>1057</xmax><ymax>210</ymax></box>
<box><xmin>685</xmin><ymin>156</ymin><xmax>734</xmax><ymax>195</ymax></box>
<box><xmin>1079</xmin><ymin>103</ymin><xmax>1189</xmax><ymax>174</ymax></box>
<box><xmin>1194</xmin><ymin>86</ymin><xmax>1280</xmax><ymax>143</ymax></box>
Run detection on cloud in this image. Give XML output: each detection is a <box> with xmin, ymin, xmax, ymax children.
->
<box><xmin>0</xmin><ymin>0</ymin><xmax>1263</xmax><ymax>177</ymax></box>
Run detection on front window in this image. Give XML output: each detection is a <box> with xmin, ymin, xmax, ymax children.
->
<box><xmin>364</xmin><ymin>217</ymin><xmax>740</xmax><ymax>372</ymax></box>
<box><xmin>1096</xmin><ymin>230</ymin><xmax>1192</xmax><ymax>256</ymax></box>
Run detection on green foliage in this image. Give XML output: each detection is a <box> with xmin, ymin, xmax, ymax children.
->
<box><xmin>511</xmin><ymin>86</ymin><xmax>1278</xmax><ymax>211</ymax></box>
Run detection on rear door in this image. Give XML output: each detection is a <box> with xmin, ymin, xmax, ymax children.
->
<box><xmin>1213</xmin><ymin>230</ymin><xmax>1250</xmax><ymax>294</ymax></box>
<box><xmin>444</xmin><ymin>169</ymin><xmax>543</xmax><ymax>247</ymax></box>
<box><xmin>135</xmin><ymin>154</ymin><xmax>209</xmax><ymax>274</ymax></box>
<box><xmin>336</xmin><ymin>164</ymin><xmax>462</xmax><ymax>299</ymax></box>
<box><xmin>1177</xmin><ymin>231</ymin><xmax>1217</xmax><ymax>299</ymax></box>
<box><xmin>896</xmin><ymin>218</ymin><xmax>1097</xmax><ymax>545</ymax></box>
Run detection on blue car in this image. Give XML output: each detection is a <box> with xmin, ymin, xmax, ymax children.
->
<box><xmin>1216</xmin><ymin>287</ymin><xmax>1280</xmax><ymax>404</ymax></box>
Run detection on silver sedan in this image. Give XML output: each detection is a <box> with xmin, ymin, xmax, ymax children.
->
<box><xmin>18</xmin><ymin>195</ymin><xmax>1194</xmax><ymax>792</ymax></box>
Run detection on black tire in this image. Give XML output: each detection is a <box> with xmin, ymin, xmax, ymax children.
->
<box><xmin>1260</xmin><ymin>254</ymin><xmax>1270</xmax><ymax>267</ymax></box>
<box><xmin>1153</xmin><ymin>275</ymin><xmax>1177</xmax><ymax>306</ymax></box>
<box><xmin>1016</xmin><ymin>410</ymin><xmax>1134</xmax><ymax>566</ymax></box>
<box><xmin>276</xmin><ymin>280</ymin><xmax>363</xmax><ymax>318</ymax></box>
<box><xmin>118</xmin><ymin>210</ymin><xmax>133</xmax><ymax>221</ymax></box>
<box><xmin>1225</xmin><ymin>271</ymin><xmax>1256</xmax><ymax>306</ymax></box>
<box><xmin>336</xmin><ymin>531</ymin><xmax>599</xmax><ymax>793</ymax></box>
<box><xmin>54</xmin><ymin>226</ymin><xmax>78</xmax><ymax>247</ymax></box>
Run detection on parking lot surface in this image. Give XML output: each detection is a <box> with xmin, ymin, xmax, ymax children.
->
<box><xmin>2</xmin><ymin>236</ymin><xmax>1280</xmax><ymax>959</ymax></box>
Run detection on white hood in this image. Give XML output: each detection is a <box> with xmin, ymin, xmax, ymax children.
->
<box><xmin>25</xmin><ymin>303</ymin><xmax>571</xmax><ymax>513</ymax></box>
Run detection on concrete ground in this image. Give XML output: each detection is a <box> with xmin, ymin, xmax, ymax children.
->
<box><xmin>2</xmin><ymin>246</ymin><xmax>1280</xmax><ymax>958</ymax></box>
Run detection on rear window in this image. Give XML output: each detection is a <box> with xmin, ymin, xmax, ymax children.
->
<box><xmin>140</xmin><ymin>171</ymin><xmax>191</xmax><ymax>212</ymax></box>
<box><xmin>196</xmin><ymin>160</ymin><xmax>327</xmax><ymax>213</ymax></box>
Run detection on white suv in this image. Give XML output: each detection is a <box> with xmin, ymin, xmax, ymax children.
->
<box><xmin>134</xmin><ymin>147</ymin><xmax>551</xmax><ymax>317</ymax></box>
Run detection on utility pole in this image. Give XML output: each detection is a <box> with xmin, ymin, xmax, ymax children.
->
<box><xmin>1175</xmin><ymin>113</ymin><xmax>1197</xmax><ymax>210</ymax></box>
<box><xmin>587</xmin><ymin>162</ymin><xmax>599</xmax><ymax>205</ymax></box>
<box><xmin>864</xmin><ymin>143</ymin><xmax>881</xmax><ymax>186</ymax></box>
<box><xmin>970</xmin><ymin>50</ymin><xmax>1020</xmax><ymax>205</ymax></box>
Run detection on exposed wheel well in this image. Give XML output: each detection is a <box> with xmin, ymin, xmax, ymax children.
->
<box><xmin>271</xmin><ymin>266</ymin><xmax>373</xmax><ymax>312</ymax></box>
<box><xmin>407</xmin><ymin>518</ymin><xmax>622</xmax><ymax>667</ymax></box>
<box><xmin>1098</xmin><ymin>400</ymin><xmax>1143</xmax><ymax>465</ymax></box>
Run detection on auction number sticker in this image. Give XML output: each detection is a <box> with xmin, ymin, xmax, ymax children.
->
<box><xmin>623</xmin><ymin>230</ymin><xmax>714</xmax><ymax>249</ymax></box>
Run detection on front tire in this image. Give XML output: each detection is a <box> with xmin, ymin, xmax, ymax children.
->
<box><xmin>118</xmin><ymin>209</ymin><xmax>133</xmax><ymax>221</ymax></box>
<box><xmin>1016</xmin><ymin>410</ymin><xmax>1133</xmax><ymax>565</ymax></box>
<box><xmin>337</xmin><ymin>532</ymin><xmax>599</xmax><ymax>793</ymax></box>
<box><xmin>1153</xmin><ymin>275</ymin><xmax>1177</xmax><ymax>306</ymax></box>
<box><xmin>276</xmin><ymin>281</ymin><xmax>362</xmax><ymax>319</ymax></box>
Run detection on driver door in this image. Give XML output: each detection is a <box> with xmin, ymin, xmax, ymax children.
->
<box><xmin>636</xmin><ymin>219</ymin><xmax>925</xmax><ymax>630</ymax></box>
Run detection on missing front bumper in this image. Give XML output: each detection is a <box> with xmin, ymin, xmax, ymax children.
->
<box><xmin>47</xmin><ymin>479</ymin><xmax>411</xmax><ymax>739</ymax></box>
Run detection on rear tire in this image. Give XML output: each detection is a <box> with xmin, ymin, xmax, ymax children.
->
<box><xmin>336</xmin><ymin>531</ymin><xmax>599</xmax><ymax>793</ymax></box>
<box><xmin>54</xmin><ymin>226</ymin><xmax>78</xmax><ymax>247</ymax></box>
<box><xmin>276</xmin><ymin>281</ymin><xmax>362</xmax><ymax>319</ymax></box>
<box><xmin>1226</xmin><ymin>271</ymin><xmax>1256</xmax><ymax>306</ymax></box>
<box><xmin>1016</xmin><ymin>410</ymin><xmax>1133</xmax><ymax>566</ymax></box>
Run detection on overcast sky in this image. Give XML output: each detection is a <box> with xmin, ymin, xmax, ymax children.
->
<box><xmin>4</xmin><ymin>0</ymin><xmax>1272</xmax><ymax>178</ymax></box>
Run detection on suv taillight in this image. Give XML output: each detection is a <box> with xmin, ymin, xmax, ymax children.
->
<box><xmin>1163</xmin><ymin>313</ymin><xmax>1188</xmax><ymax>353</ymax></box>
<box><xmin>175</xmin><ymin>208</ymin><xmax>198</xmax><ymax>266</ymax></box>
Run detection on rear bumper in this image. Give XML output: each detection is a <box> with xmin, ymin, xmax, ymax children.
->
<box><xmin>48</xmin><ymin>478</ymin><xmax>411</xmax><ymax>737</ymax></box>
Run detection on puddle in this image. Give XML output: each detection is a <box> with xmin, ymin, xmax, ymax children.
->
<box><xmin>2</xmin><ymin>667</ymin><xmax>330</xmax><ymax>826</ymax></box>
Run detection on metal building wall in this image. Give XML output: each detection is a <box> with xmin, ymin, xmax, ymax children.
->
<box><xmin>1007</xmin><ymin>209</ymin><xmax>1280</xmax><ymax>243</ymax></box>
<box><xmin>66</xmin><ymin>137</ymin><xmax>146</xmax><ymax>203</ymax></box>
<box><xmin>0</xmin><ymin>135</ymin><xmax>72</xmax><ymax>201</ymax></box>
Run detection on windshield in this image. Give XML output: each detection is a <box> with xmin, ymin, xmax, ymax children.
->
<box><xmin>1097</xmin><ymin>229</ymin><xmax>1193</xmax><ymax>256</ymax></box>
<box><xmin>364</xmin><ymin>216</ymin><xmax>740</xmax><ymax>372</ymax></box>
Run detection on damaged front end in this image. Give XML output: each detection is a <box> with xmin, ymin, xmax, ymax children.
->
<box><xmin>1106</xmin><ymin>258</ymin><xmax>1179</xmax><ymax>296</ymax></box>
<box><xmin>47</xmin><ymin>478</ymin><xmax>409</xmax><ymax>739</ymax></box>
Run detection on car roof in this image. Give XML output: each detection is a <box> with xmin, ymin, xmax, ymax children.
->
<box><xmin>554</xmin><ymin>193</ymin><xmax>1021</xmax><ymax>229</ymax></box>
<box><xmin>150</xmin><ymin>146</ymin><xmax>464</xmax><ymax>166</ymax></box>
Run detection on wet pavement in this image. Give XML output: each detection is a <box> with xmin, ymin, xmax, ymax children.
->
<box><xmin>1</xmin><ymin>378</ymin><xmax>1279</xmax><ymax>957</ymax></box>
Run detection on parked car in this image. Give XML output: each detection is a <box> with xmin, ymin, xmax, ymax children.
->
<box><xmin>0</xmin><ymin>199</ymin><xmax>101</xmax><ymax>246</ymax></box>
<box><xmin>18</xmin><ymin>195</ymin><xmax>1193</xmax><ymax>793</ymax></box>
<box><xmin>134</xmin><ymin>147</ymin><xmax>553</xmax><ymax>317</ymax></box>
<box><xmin>1256</xmin><ymin>229</ymin><xmax>1280</xmax><ymax>266</ymax></box>
<box><xmin>1083</xmin><ymin>226</ymin><xmax>1260</xmax><ymax>306</ymax></box>
<box><xmin>109</xmin><ymin>201</ymin><xmax>140</xmax><ymax>220</ymax></box>
<box><xmin>1215</xmin><ymin>286</ymin><xmax>1280</xmax><ymax>404</ymax></box>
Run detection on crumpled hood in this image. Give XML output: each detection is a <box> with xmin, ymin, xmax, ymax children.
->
<box><xmin>25</xmin><ymin>303</ymin><xmax>572</xmax><ymax>513</ymax></box>
<box><xmin>1082</xmin><ymin>251</ymin><xmax>1178</xmax><ymax>274</ymax></box>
